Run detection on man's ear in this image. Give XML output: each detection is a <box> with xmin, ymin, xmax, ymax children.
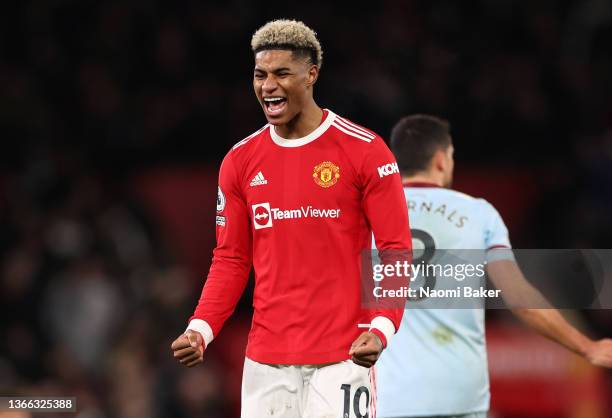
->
<box><xmin>432</xmin><ymin>149</ymin><xmax>447</xmax><ymax>173</ymax></box>
<box><xmin>306</xmin><ymin>65</ymin><xmax>319</xmax><ymax>86</ymax></box>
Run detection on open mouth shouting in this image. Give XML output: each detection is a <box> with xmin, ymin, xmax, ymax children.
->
<box><xmin>263</xmin><ymin>96</ymin><xmax>287</xmax><ymax>117</ymax></box>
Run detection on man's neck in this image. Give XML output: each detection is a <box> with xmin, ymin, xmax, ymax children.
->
<box><xmin>402</xmin><ymin>174</ymin><xmax>443</xmax><ymax>187</ymax></box>
<box><xmin>275</xmin><ymin>101</ymin><xmax>323</xmax><ymax>139</ymax></box>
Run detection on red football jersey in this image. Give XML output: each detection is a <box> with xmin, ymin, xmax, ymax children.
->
<box><xmin>189</xmin><ymin>109</ymin><xmax>411</xmax><ymax>364</ymax></box>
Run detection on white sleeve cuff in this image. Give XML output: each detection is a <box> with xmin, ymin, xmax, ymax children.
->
<box><xmin>369</xmin><ymin>316</ymin><xmax>396</xmax><ymax>346</ymax></box>
<box><xmin>186</xmin><ymin>319</ymin><xmax>215</xmax><ymax>347</ymax></box>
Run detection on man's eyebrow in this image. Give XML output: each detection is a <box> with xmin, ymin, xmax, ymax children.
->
<box><xmin>254</xmin><ymin>67</ymin><xmax>292</xmax><ymax>73</ymax></box>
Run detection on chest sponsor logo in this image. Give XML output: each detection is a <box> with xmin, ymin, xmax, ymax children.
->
<box><xmin>252</xmin><ymin>202</ymin><xmax>273</xmax><ymax>229</ymax></box>
<box><xmin>313</xmin><ymin>161</ymin><xmax>340</xmax><ymax>188</ymax></box>
<box><xmin>251</xmin><ymin>202</ymin><xmax>341</xmax><ymax>230</ymax></box>
<box><xmin>378</xmin><ymin>162</ymin><xmax>399</xmax><ymax>178</ymax></box>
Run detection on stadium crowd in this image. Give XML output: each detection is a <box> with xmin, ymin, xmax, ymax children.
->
<box><xmin>0</xmin><ymin>157</ymin><xmax>238</xmax><ymax>417</ymax></box>
<box><xmin>1</xmin><ymin>0</ymin><xmax>611</xmax><ymax>417</ymax></box>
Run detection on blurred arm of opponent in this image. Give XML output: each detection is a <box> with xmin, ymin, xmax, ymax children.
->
<box><xmin>487</xmin><ymin>259</ymin><xmax>612</xmax><ymax>368</ymax></box>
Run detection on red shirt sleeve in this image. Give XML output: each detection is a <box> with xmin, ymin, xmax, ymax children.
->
<box><xmin>360</xmin><ymin>137</ymin><xmax>412</xmax><ymax>335</ymax></box>
<box><xmin>189</xmin><ymin>151</ymin><xmax>252</xmax><ymax>339</ymax></box>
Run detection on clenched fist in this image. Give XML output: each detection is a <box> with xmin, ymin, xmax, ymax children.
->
<box><xmin>349</xmin><ymin>331</ymin><xmax>383</xmax><ymax>368</ymax></box>
<box><xmin>171</xmin><ymin>330</ymin><xmax>205</xmax><ymax>367</ymax></box>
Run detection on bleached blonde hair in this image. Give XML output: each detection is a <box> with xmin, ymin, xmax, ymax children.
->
<box><xmin>251</xmin><ymin>19</ymin><xmax>323</xmax><ymax>68</ymax></box>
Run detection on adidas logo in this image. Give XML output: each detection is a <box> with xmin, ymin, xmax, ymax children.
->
<box><xmin>250</xmin><ymin>171</ymin><xmax>268</xmax><ymax>186</ymax></box>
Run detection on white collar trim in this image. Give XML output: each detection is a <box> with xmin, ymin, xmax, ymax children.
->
<box><xmin>270</xmin><ymin>109</ymin><xmax>336</xmax><ymax>147</ymax></box>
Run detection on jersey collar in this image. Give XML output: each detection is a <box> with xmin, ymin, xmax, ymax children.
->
<box><xmin>269</xmin><ymin>109</ymin><xmax>335</xmax><ymax>148</ymax></box>
<box><xmin>402</xmin><ymin>181</ymin><xmax>443</xmax><ymax>188</ymax></box>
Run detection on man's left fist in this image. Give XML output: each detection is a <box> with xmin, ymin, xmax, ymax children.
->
<box><xmin>349</xmin><ymin>331</ymin><xmax>383</xmax><ymax>368</ymax></box>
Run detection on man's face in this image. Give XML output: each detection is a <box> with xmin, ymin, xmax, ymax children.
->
<box><xmin>253</xmin><ymin>50</ymin><xmax>317</xmax><ymax>126</ymax></box>
<box><xmin>442</xmin><ymin>144</ymin><xmax>455</xmax><ymax>187</ymax></box>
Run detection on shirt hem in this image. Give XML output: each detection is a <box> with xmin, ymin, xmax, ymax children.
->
<box><xmin>245</xmin><ymin>348</ymin><xmax>352</xmax><ymax>365</ymax></box>
<box><xmin>379</xmin><ymin>406</ymin><xmax>489</xmax><ymax>417</ymax></box>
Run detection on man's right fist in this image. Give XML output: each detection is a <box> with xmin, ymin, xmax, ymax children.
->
<box><xmin>171</xmin><ymin>330</ymin><xmax>205</xmax><ymax>367</ymax></box>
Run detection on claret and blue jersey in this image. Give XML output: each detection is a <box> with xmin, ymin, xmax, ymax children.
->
<box><xmin>376</xmin><ymin>183</ymin><xmax>511</xmax><ymax>417</ymax></box>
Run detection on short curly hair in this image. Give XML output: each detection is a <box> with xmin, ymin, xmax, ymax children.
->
<box><xmin>251</xmin><ymin>19</ymin><xmax>323</xmax><ymax>68</ymax></box>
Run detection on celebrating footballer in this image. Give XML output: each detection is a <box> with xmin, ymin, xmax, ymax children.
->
<box><xmin>170</xmin><ymin>20</ymin><xmax>412</xmax><ymax>418</ymax></box>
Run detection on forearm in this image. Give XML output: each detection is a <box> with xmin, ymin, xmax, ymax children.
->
<box><xmin>189</xmin><ymin>254</ymin><xmax>251</xmax><ymax>342</ymax></box>
<box><xmin>369</xmin><ymin>247</ymin><xmax>411</xmax><ymax>347</ymax></box>
<box><xmin>512</xmin><ymin>308</ymin><xmax>593</xmax><ymax>357</ymax></box>
<box><xmin>489</xmin><ymin>259</ymin><xmax>591</xmax><ymax>355</ymax></box>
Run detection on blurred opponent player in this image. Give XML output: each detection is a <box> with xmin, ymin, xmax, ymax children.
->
<box><xmin>170</xmin><ymin>20</ymin><xmax>412</xmax><ymax>418</ymax></box>
<box><xmin>376</xmin><ymin>114</ymin><xmax>612</xmax><ymax>418</ymax></box>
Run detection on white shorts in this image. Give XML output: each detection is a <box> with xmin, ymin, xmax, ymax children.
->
<box><xmin>403</xmin><ymin>414</ymin><xmax>487</xmax><ymax>418</ymax></box>
<box><xmin>241</xmin><ymin>357</ymin><xmax>375</xmax><ymax>418</ymax></box>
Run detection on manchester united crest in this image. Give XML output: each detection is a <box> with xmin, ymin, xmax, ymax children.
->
<box><xmin>313</xmin><ymin>161</ymin><xmax>340</xmax><ymax>188</ymax></box>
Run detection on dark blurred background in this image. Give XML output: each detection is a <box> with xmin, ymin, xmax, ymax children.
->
<box><xmin>1</xmin><ymin>0</ymin><xmax>611</xmax><ymax>417</ymax></box>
